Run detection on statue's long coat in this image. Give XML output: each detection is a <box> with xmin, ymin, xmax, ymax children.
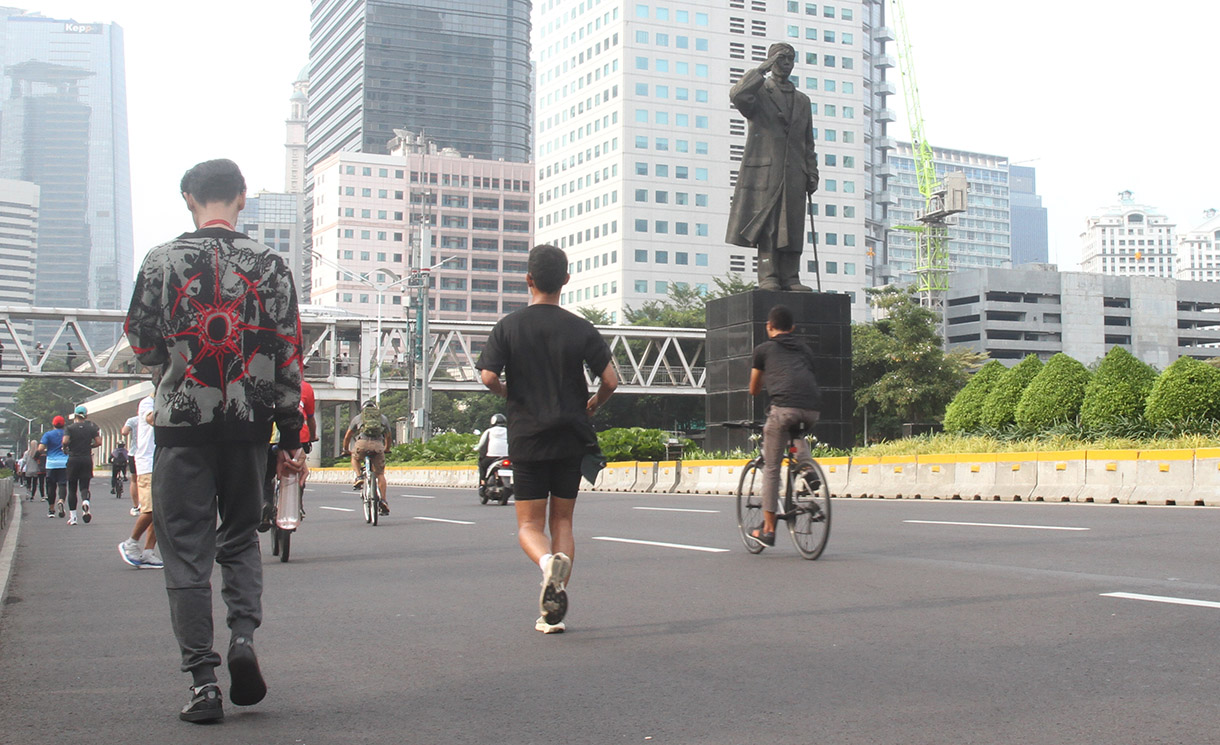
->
<box><xmin>725</xmin><ymin>67</ymin><xmax>819</xmax><ymax>253</ymax></box>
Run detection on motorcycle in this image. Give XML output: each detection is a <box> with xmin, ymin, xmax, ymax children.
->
<box><xmin>480</xmin><ymin>458</ymin><xmax>513</xmax><ymax>505</ymax></box>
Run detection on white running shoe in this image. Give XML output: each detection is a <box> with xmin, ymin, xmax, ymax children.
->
<box><xmin>119</xmin><ymin>539</ymin><xmax>142</xmax><ymax>567</ymax></box>
<box><xmin>66</xmin><ymin>516</ymin><xmax>77</xmax><ymax>526</ymax></box>
<box><xmin>535</xmin><ymin>616</ymin><xmax>566</xmax><ymax>634</ymax></box>
<box><xmin>539</xmin><ymin>552</ymin><xmax>572</xmax><ymax>625</ymax></box>
<box><xmin>139</xmin><ymin>551</ymin><xmax>163</xmax><ymax>569</ymax></box>
<box><xmin>81</xmin><ymin>500</ymin><xmax>91</xmax><ymax>523</ymax></box>
<box><xmin>130</xmin><ymin>507</ymin><xmax>140</xmax><ymax>516</ymax></box>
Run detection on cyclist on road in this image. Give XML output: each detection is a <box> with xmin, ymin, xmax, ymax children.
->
<box><xmin>260</xmin><ymin>376</ymin><xmax>317</xmax><ymax>532</ymax></box>
<box><xmin>747</xmin><ymin>304</ymin><xmax>822</xmax><ymax>548</ymax></box>
<box><xmin>343</xmin><ymin>399</ymin><xmax>392</xmax><ymax>515</ymax></box>
<box><xmin>110</xmin><ymin>441</ymin><xmax>129</xmax><ymax>495</ymax></box>
<box><xmin>477</xmin><ymin>413</ymin><xmax>509</xmax><ymax>498</ymax></box>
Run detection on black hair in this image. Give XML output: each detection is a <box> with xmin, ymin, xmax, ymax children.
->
<box><xmin>768</xmin><ymin>305</ymin><xmax>795</xmax><ymax>332</ymax></box>
<box><xmin>528</xmin><ymin>244</ymin><xmax>568</xmax><ymax>294</ymax></box>
<box><xmin>180</xmin><ymin>159</ymin><xmax>246</xmax><ymax>205</ymax></box>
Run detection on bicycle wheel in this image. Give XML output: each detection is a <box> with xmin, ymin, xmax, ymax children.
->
<box><xmin>735</xmin><ymin>459</ymin><xmax>766</xmax><ymax>554</ymax></box>
<box><xmin>362</xmin><ymin>474</ymin><xmax>374</xmax><ymax>524</ymax></box>
<box><xmin>277</xmin><ymin>528</ymin><xmax>291</xmax><ymax>562</ymax></box>
<box><xmin>369</xmin><ymin>467</ymin><xmax>379</xmax><ymax>526</ymax></box>
<box><xmin>787</xmin><ymin>461</ymin><xmax>831</xmax><ymax>560</ymax></box>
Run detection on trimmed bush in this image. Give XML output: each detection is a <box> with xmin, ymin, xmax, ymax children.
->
<box><xmin>1080</xmin><ymin>347</ymin><xmax>1158</xmax><ymax>429</ymax></box>
<box><xmin>1015</xmin><ymin>353</ymin><xmax>1091</xmax><ymax>430</ymax></box>
<box><xmin>597</xmin><ymin>427</ymin><xmax>668</xmax><ymax>462</ymax></box>
<box><xmin>1144</xmin><ymin>356</ymin><xmax>1220</xmax><ymax>426</ymax></box>
<box><xmin>388</xmin><ymin>432</ymin><xmax>478</xmax><ymax>463</ymax></box>
<box><xmin>943</xmin><ymin>359</ymin><xmax>1006</xmax><ymax>433</ymax></box>
<box><xmin>980</xmin><ymin>354</ymin><xmax>1043</xmax><ymax>428</ymax></box>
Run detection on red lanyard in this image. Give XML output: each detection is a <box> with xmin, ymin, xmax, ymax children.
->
<box><xmin>200</xmin><ymin>218</ymin><xmax>234</xmax><ymax>230</ymax></box>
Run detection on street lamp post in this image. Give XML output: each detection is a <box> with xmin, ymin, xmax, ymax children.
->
<box><xmin>3</xmin><ymin>409</ymin><xmax>35</xmax><ymax>451</ymax></box>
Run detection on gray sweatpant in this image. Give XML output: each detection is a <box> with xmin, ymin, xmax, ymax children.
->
<box><xmin>152</xmin><ymin>442</ymin><xmax>266</xmax><ymax>683</ymax></box>
<box><xmin>762</xmin><ymin>407</ymin><xmax>820</xmax><ymax>514</ymax></box>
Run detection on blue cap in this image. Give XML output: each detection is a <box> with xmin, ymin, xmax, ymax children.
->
<box><xmin>74</xmin><ymin>405</ymin><xmax>87</xmax><ymax>416</ymax></box>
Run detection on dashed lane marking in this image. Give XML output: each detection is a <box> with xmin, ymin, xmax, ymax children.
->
<box><xmin>633</xmin><ymin>507</ymin><xmax>720</xmax><ymax>514</ymax></box>
<box><xmin>1101</xmin><ymin>592</ymin><xmax>1220</xmax><ymax>610</ymax></box>
<box><xmin>593</xmin><ymin>536</ymin><xmax>730</xmax><ymax>553</ymax></box>
<box><xmin>415</xmin><ymin>516</ymin><xmax>475</xmax><ymax>525</ymax></box>
<box><xmin>904</xmin><ymin>519</ymin><xmax>1089</xmax><ymax>532</ymax></box>
<box><xmin>318</xmin><ymin>506</ymin><xmax>355</xmax><ymax>513</ymax></box>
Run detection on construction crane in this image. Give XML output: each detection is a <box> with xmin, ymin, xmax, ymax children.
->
<box><xmin>889</xmin><ymin>0</ymin><xmax>967</xmax><ymax>312</ymax></box>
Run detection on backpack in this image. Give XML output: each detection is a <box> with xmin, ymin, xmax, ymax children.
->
<box><xmin>359</xmin><ymin>405</ymin><xmax>387</xmax><ymax>439</ymax></box>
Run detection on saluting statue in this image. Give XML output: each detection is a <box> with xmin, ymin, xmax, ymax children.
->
<box><xmin>725</xmin><ymin>42</ymin><xmax>820</xmax><ymax>292</ymax></box>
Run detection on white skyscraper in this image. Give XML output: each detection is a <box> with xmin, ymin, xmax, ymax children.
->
<box><xmin>1080</xmin><ymin>191</ymin><xmax>1177</xmax><ymax>278</ymax></box>
<box><xmin>532</xmin><ymin>0</ymin><xmax>893</xmax><ymax>322</ymax></box>
<box><xmin>1176</xmin><ymin>208</ymin><xmax>1220</xmax><ymax>282</ymax></box>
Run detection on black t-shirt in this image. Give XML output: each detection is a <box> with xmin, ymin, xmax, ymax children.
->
<box><xmin>751</xmin><ymin>333</ymin><xmax>822</xmax><ymax>411</ymax></box>
<box><xmin>476</xmin><ymin>304</ymin><xmax>612</xmax><ymax>461</ymax></box>
<box><xmin>64</xmin><ymin>419</ymin><xmax>100</xmax><ymax>457</ymax></box>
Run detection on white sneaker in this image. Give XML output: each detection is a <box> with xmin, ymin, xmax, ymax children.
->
<box><xmin>66</xmin><ymin>516</ymin><xmax>77</xmax><ymax>526</ymax></box>
<box><xmin>535</xmin><ymin>616</ymin><xmax>566</xmax><ymax>634</ymax></box>
<box><xmin>539</xmin><ymin>552</ymin><xmax>572</xmax><ymax>625</ymax></box>
<box><xmin>139</xmin><ymin>551</ymin><xmax>163</xmax><ymax>569</ymax></box>
<box><xmin>130</xmin><ymin>507</ymin><xmax>140</xmax><ymax>516</ymax></box>
<box><xmin>119</xmin><ymin>539</ymin><xmax>142</xmax><ymax>567</ymax></box>
<box><xmin>81</xmin><ymin>500</ymin><xmax>91</xmax><ymax>523</ymax></box>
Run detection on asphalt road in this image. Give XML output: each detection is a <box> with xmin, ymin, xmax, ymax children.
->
<box><xmin>2</xmin><ymin>481</ymin><xmax>1220</xmax><ymax>744</ymax></box>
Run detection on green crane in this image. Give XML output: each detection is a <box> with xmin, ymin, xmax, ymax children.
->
<box><xmin>889</xmin><ymin>0</ymin><xmax>966</xmax><ymax>311</ymax></box>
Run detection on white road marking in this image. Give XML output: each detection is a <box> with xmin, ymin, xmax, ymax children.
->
<box><xmin>415</xmin><ymin>516</ymin><xmax>474</xmax><ymax>525</ymax></box>
<box><xmin>633</xmin><ymin>507</ymin><xmax>720</xmax><ymax>514</ymax></box>
<box><xmin>1101</xmin><ymin>592</ymin><xmax>1220</xmax><ymax>610</ymax></box>
<box><xmin>318</xmin><ymin>506</ymin><xmax>355</xmax><ymax>513</ymax></box>
<box><xmin>904</xmin><ymin>519</ymin><xmax>1089</xmax><ymax>532</ymax></box>
<box><xmin>593</xmin><ymin>536</ymin><xmax>730</xmax><ymax>553</ymax></box>
<box><xmin>399</xmin><ymin>494</ymin><xmax>436</xmax><ymax>499</ymax></box>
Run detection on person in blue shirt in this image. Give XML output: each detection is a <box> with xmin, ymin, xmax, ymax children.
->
<box><xmin>38</xmin><ymin>415</ymin><xmax>69</xmax><ymax>519</ymax></box>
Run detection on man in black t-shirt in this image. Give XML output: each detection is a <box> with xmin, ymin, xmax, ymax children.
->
<box><xmin>747</xmin><ymin>305</ymin><xmax>822</xmax><ymax>548</ymax></box>
<box><xmin>477</xmin><ymin>244</ymin><xmax>618</xmax><ymax>634</ymax></box>
<box><xmin>62</xmin><ymin>405</ymin><xmax>101</xmax><ymax>525</ymax></box>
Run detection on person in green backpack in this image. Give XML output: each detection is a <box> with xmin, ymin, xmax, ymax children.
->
<box><xmin>343</xmin><ymin>399</ymin><xmax>393</xmax><ymax>514</ymax></box>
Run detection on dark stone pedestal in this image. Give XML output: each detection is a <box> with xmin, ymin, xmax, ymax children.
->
<box><xmin>704</xmin><ymin>290</ymin><xmax>853</xmax><ymax>453</ymax></box>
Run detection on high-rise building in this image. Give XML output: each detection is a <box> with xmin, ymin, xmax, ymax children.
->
<box><xmin>1175</xmin><ymin>208</ymin><xmax>1220</xmax><ymax>282</ymax></box>
<box><xmin>0</xmin><ymin>177</ymin><xmax>38</xmax><ymax>409</ymax></box>
<box><xmin>310</xmin><ymin>139</ymin><xmax>534</xmax><ymax>321</ymax></box>
<box><xmin>532</xmin><ymin>0</ymin><xmax>893</xmax><ymax>322</ymax></box>
<box><xmin>237</xmin><ymin>192</ymin><xmax>308</xmax><ymax>302</ymax></box>
<box><xmin>1079</xmin><ymin>190</ymin><xmax>1176</xmax><ymax>278</ymax></box>
<box><xmin>307</xmin><ymin>0</ymin><xmax>532</xmax><ymax>176</ymax></box>
<box><xmin>1009</xmin><ymin>164</ymin><xmax>1047</xmax><ymax>265</ymax></box>
<box><xmin>882</xmin><ymin>142</ymin><xmax>1011</xmax><ymax>286</ymax></box>
<box><xmin>0</xmin><ymin>12</ymin><xmax>132</xmax><ymax>325</ymax></box>
<box><xmin>285</xmin><ymin>65</ymin><xmax>309</xmax><ymax>195</ymax></box>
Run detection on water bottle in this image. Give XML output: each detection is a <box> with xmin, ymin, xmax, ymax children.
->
<box><xmin>276</xmin><ymin>472</ymin><xmax>300</xmax><ymax>531</ymax></box>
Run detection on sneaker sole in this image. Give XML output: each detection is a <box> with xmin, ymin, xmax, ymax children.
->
<box><xmin>540</xmin><ymin>553</ymin><xmax>572</xmax><ymax>625</ymax></box>
<box><xmin>139</xmin><ymin>561</ymin><xmax>164</xmax><ymax>570</ymax></box>
<box><xmin>535</xmin><ymin>618</ymin><xmax>566</xmax><ymax>634</ymax></box>
<box><xmin>228</xmin><ymin>641</ymin><xmax>267</xmax><ymax>706</ymax></box>
<box><xmin>179</xmin><ymin>705</ymin><xmax>224</xmax><ymax>723</ymax></box>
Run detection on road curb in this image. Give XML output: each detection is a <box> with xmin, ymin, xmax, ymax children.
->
<box><xmin>0</xmin><ymin>496</ymin><xmax>21</xmax><ymax>616</ymax></box>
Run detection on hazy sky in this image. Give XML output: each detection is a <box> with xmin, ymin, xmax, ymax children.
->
<box><xmin>27</xmin><ymin>0</ymin><xmax>1220</xmax><ymax>270</ymax></box>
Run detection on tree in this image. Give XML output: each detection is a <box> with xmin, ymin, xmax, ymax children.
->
<box><xmin>980</xmin><ymin>354</ymin><xmax>1043</xmax><ymax>428</ymax></box>
<box><xmin>851</xmin><ymin>286</ymin><xmax>970</xmax><ymax>440</ymax></box>
<box><xmin>576</xmin><ymin>306</ymin><xmax>613</xmax><ymax>325</ymax></box>
<box><xmin>1144</xmin><ymin>356</ymin><xmax>1220</xmax><ymax>426</ymax></box>
<box><xmin>1079</xmin><ymin>346</ymin><xmax>1158</xmax><ymax>429</ymax></box>
<box><xmin>943</xmin><ymin>359</ymin><xmax>1006</xmax><ymax>433</ymax></box>
<box><xmin>6</xmin><ymin>365</ymin><xmax>82</xmax><ymax>451</ymax></box>
<box><xmin>1015</xmin><ymin>353</ymin><xmax>1091</xmax><ymax>430</ymax></box>
<box><xmin>427</xmin><ymin>391</ymin><xmax>506</xmax><ymax>434</ymax></box>
<box><xmin>625</xmin><ymin>282</ymin><xmax>708</xmax><ymax>328</ymax></box>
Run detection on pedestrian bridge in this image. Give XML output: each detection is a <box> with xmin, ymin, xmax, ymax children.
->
<box><xmin>0</xmin><ymin>305</ymin><xmax>707</xmax><ymax>453</ymax></box>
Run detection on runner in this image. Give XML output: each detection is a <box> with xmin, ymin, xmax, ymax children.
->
<box><xmin>38</xmin><ymin>416</ymin><xmax>68</xmax><ymax>519</ymax></box>
<box><xmin>62</xmin><ymin>406</ymin><xmax>102</xmax><ymax>525</ymax></box>
<box><xmin>476</xmin><ymin>244</ymin><xmax>618</xmax><ymax>633</ymax></box>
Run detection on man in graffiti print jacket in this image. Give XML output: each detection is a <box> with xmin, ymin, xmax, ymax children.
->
<box><xmin>125</xmin><ymin>158</ymin><xmax>304</xmax><ymax>724</ymax></box>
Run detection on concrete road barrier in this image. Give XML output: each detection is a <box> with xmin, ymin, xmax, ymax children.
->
<box><xmin>1030</xmin><ymin>451</ymin><xmax>1086</xmax><ymax>502</ymax></box>
<box><xmin>952</xmin><ymin>454</ymin><xmax>997</xmax><ymax>500</ymax></box>
<box><xmin>914</xmin><ymin>455</ymin><xmax>957</xmax><ymax>499</ymax></box>
<box><xmin>635</xmin><ymin>462</ymin><xmax>658</xmax><ymax>493</ymax></box>
<box><xmin>600</xmin><ymin>462</ymin><xmax>636</xmax><ymax>492</ymax></box>
<box><xmin>992</xmin><ymin>452</ymin><xmax>1038</xmax><ymax>501</ymax></box>
<box><xmin>874</xmin><ymin>456</ymin><xmax>918</xmax><ymax>498</ymax></box>
<box><xmin>1130</xmin><ymin>449</ymin><xmax>1194</xmax><ymax>506</ymax></box>
<box><xmin>816</xmin><ymin>456</ymin><xmax>850</xmax><ymax>497</ymax></box>
<box><xmin>1078</xmin><ymin>450</ymin><xmax>1138</xmax><ymax>504</ymax></box>
<box><xmin>1188</xmin><ymin>448</ymin><xmax>1220</xmax><ymax>506</ymax></box>
<box><xmin>657</xmin><ymin>461</ymin><xmax>681</xmax><ymax>493</ymax></box>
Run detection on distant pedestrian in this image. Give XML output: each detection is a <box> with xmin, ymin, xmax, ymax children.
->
<box><xmin>120</xmin><ymin>410</ymin><xmax>140</xmax><ymax>513</ymax></box>
<box><xmin>477</xmin><ymin>244</ymin><xmax>618</xmax><ymax>634</ymax></box>
<box><xmin>125</xmin><ymin>158</ymin><xmax>304</xmax><ymax>723</ymax></box>
<box><xmin>38</xmin><ymin>416</ymin><xmax>68</xmax><ymax>518</ymax></box>
<box><xmin>66</xmin><ymin>341</ymin><xmax>76</xmax><ymax>371</ymax></box>
<box><xmin>119</xmin><ymin>394</ymin><xmax>160</xmax><ymax>569</ymax></box>
<box><xmin>62</xmin><ymin>405</ymin><xmax>101</xmax><ymax>525</ymax></box>
<box><xmin>24</xmin><ymin>439</ymin><xmax>44</xmax><ymax>502</ymax></box>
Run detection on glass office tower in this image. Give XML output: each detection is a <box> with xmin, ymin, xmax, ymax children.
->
<box><xmin>0</xmin><ymin>13</ymin><xmax>133</xmax><ymax>321</ymax></box>
<box><xmin>308</xmin><ymin>0</ymin><xmax>532</xmax><ymax>175</ymax></box>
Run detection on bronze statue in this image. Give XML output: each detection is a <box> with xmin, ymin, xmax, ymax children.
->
<box><xmin>725</xmin><ymin>42</ymin><xmax>820</xmax><ymax>292</ymax></box>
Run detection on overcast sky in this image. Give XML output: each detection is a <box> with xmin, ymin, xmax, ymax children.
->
<box><xmin>28</xmin><ymin>0</ymin><xmax>1220</xmax><ymax>271</ymax></box>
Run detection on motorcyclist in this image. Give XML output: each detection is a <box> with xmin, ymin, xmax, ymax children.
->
<box><xmin>477</xmin><ymin>413</ymin><xmax>508</xmax><ymax>496</ymax></box>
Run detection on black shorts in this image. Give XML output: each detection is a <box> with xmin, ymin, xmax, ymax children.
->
<box><xmin>511</xmin><ymin>457</ymin><xmax>583</xmax><ymax>501</ymax></box>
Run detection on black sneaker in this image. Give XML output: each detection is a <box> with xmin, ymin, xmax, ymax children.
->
<box><xmin>180</xmin><ymin>683</ymin><xmax>223</xmax><ymax>723</ymax></box>
<box><xmin>257</xmin><ymin>502</ymin><xmax>275</xmax><ymax>533</ymax></box>
<box><xmin>378</xmin><ymin>499</ymin><xmax>389</xmax><ymax>516</ymax></box>
<box><xmin>747</xmin><ymin>529</ymin><xmax>776</xmax><ymax>547</ymax></box>
<box><xmin>227</xmin><ymin>636</ymin><xmax>267</xmax><ymax>707</ymax></box>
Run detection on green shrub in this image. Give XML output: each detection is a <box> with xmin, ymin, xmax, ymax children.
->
<box><xmin>1144</xmin><ymin>356</ymin><xmax>1220</xmax><ymax>426</ymax></box>
<box><xmin>1079</xmin><ymin>347</ymin><xmax>1158</xmax><ymax>429</ymax></box>
<box><xmin>980</xmin><ymin>354</ymin><xmax>1043</xmax><ymax>428</ymax></box>
<box><xmin>943</xmin><ymin>359</ymin><xmax>1006</xmax><ymax>433</ymax></box>
<box><xmin>1015</xmin><ymin>353</ymin><xmax>1091</xmax><ymax>430</ymax></box>
<box><xmin>597</xmin><ymin>427</ymin><xmax>670</xmax><ymax>461</ymax></box>
<box><xmin>388</xmin><ymin>432</ymin><xmax>478</xmax><ymax>463</ymax></box>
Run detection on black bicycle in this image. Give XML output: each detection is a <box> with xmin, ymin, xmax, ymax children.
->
<box><xmin>726</xmin><ymin>420</ymin><xmax>831</xmax><ymax>560</ymax></box>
